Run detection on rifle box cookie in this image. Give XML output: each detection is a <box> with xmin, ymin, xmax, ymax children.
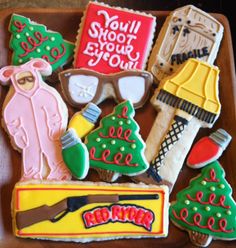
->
<box><xmin>12</xmin><ymin>181</ymin><xmax>169</xmax><ymax>242</ymax></box>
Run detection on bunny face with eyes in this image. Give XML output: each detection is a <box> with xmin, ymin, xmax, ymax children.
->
<box><xmin>0</xmin><ymin>58</ymin><xmax>71</xmax><ymax>181</ymax></box>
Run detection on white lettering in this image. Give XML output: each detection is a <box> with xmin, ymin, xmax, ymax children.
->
<box><xmin>83</xmin><ymin>42</ymin><xmax>98</xmax><ymax>56</ymax></box>
<box><xmin>107</xmin><ymin>31</ymin><xmax>117</xmax><ymax>42</ymax></box>
<box><xmin>87</xmin><ymin>51</ymin><xmax>104</xmax><ymax>66</ymax></box>
<box><xmin>109</xmin><ymin>54</ymin><xmax>120</xmax><ymax>67</ymax></box>
<box><xmin>126</xmin><ymin>34</ymin><xmax>136</xmax><ymax>45</ymax></box>
<box><xmin>106</xmin><ymin>43</ymin><xmax>115</xmax><ymax>52</ymax></box>
<box><xmin>134</xmin><ymin>21</ymin><xmax>141</xmax><ymax>34</ymax></box>
<box><xmin>120</xmin><ymin>21</ymin><xmax>129</xmax><ymax>32</ymax></box>
<box><xmin>83</xmin><ymin>10</ymin><xmax>142</xmax><ymax>68</ymax></box>
<box><xmin>98</xmin><ymin>28</ymin><xmax>109</xmax><ymax>41</ymax></box>
<box><xmin>98</xmin><ymin>10</ymin><xmax>118</xmax><ymax>28</ymax></box>
<box><xmin>110</xmin><ymin>21</ymin><xmax>119</xmax><ymax>30</ymax></box>
<box><xmin>99</xmin><ymin>40</ymin><xmax>108</xmax><ymax>50</ymax></box>
<box><xmin>117</xmin><ymin>33</ymin><xmax>126</xmax><ymax>43</ymax></box>
<box><xmin>126</xmin><ymin>45</ymin><xmax>140</xmax><ymax>61</ymax></box>
<box><xmin>116</xmin><ymin>44</ymin><xmax>125</xmax><ymax>55</ymax></box>
<box><xmin>88</xmin><ymin>22</ymin><xmax>100</xmax><ymax>38</ymax></box>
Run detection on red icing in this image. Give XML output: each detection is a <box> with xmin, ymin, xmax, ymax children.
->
<box><xmin>83</xmin><ymin>204</ymin><xmax>154</xmax><ymax>231</ymax></box>
<box><xmin>112</xmin><ymin>205</ymin><xmax>121</xmax><ymax>219</ymax></box>
<box><xmin>172</xmin><ymin>208</ymin><xmax>233</xmax><ymax>233</ymax></box>
<box><xmin>33</xmin><ymin>61</ymin><xmax>45</xmax><ymax>68</ymax></box>
<box><xmin>19</xmin><ymin>32</ymin><xmax>49</xmax><ymax>57</ymax></box>
<box><xmin>14</xmin><ymin>20</ymin><xmax>26</xmax><ymax>33</ymax></box>
<box><xmin>187</xmin><ymin>137</ymin><xmax>220</xmax><ymax>167</ymax></box>
<box><xmin>89</xmin><ymin>147</ymin><xmax>138</xmax><ymax>167</ymax></box>
<box><xmin>204</xmin><ymin>169</ymin><xmax>219</xmax><ymax>182</ymax></box>
<box><xmin>42</xmin><ymin>44</ymin><xmax>66</xmax><ymax>65</ymax></box>
<box><xmin>117</xmin><ymin>106</ymin><xmax>128</xmax><ymax>119</ymax></box>
<box><xmin>83</xmin><ymin>212</ymin><xmax>95</xmax><ymax>227</ymax></box>
<box><xmin>74</xmin><ymin>2</ymin><xmax>155</xmax><ymax>74</ymax></box>
<box><xmin>99</xmin><ymin>126</ymin><xmax>135</xmax><ymax>143</ymax></box>
<box><xmin>3</xmin><ymin>69</ymin><xmax>14</xmax><ymax>78</ymax></box>
<box><xmin>187</xmin><ymin>192</ymin><xmax>230</xmax><ymax>209</ymax></box>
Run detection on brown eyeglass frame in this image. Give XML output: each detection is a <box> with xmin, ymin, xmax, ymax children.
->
<box><xmin>59</xmin><ymin>68</ymin><xmax>153</xmax><ymax>109</ymax></box>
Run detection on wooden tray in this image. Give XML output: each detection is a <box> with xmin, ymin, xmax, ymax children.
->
<box><xmin>0</xmin><ymin>8</ymin><xmax>236</xmax><ymax>248</ymax></box>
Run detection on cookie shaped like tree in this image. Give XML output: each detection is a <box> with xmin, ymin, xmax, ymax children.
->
<box><xmin>170</xmin><ymin>161</ymin><xmax>236</xmax><ymax>247</ymax></box>
<box><xmin>9</xmin><ymin>14</ymin><xmax>75</xmax><ymax>72</ymax></box>
<box><xmin>85</xmin><ymin>100</ymin><xmax>149</xmax><ymax>182</ymax></box>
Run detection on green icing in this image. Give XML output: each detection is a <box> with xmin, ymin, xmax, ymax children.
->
<box><xmin>9</xmin><ymin>14</ymin><xmax>75</xmax><ymax>72</ymax></box>
<box><xmin>85</xmin><ymin>100</ymin><xmax>149</xmax><ymax>176</ymax></box>
<box><xmin>170</xmin><ymin>161</ymin><xmax>236</xmax><ymax>239</ymax></box>
<box><xmin>62</xmin><ymin>143</ymin><xmax>88</xmax><ymax>179</ymax></box>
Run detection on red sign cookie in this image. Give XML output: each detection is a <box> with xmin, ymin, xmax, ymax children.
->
<box><xmin>74</xmin><ymin>2</ymin><xmax>156</xmax><ymax>74</ymax></box>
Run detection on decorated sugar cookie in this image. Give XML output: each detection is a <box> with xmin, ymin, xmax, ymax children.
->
<box><xmin>187</xmin><ymin>129</ymin><xmax>232</xmax><ymax>169</ymax></box>
<box><xmin>12</xmin><ymin>181</ymin><xmax>169</xmax><ymax>242</ymax></box>
<box><xmin>0</xmin><ymin>58</ymin><xmax>71</xmax><ymax>180</ymax></box>
<box><xmin>61</xmin><ymin>103</ymin><xmax>101</xmax><ymax>179</ymax></box>
<box><xmin>148</xmin><ymin>5</ymin><xmax>224</xmax><ymax>81</ymax></box>
<box><xmin>61</xmin><ymin>129</ymin><xmax>89</xmax><ymax>180</ymax></box>
<box><xmin>68</xmin><ymin>102</ymin><xmax>102</xmax><ymax>138</ymax></box>
<box><xmin>74</xmin><ymin>1</ymin><xmax>156</xmax><ymax>74</ymax></box>
<box><xmin>170</xmin><ymin>161</ymin><xmax>236</xmax><ymax>247</ymax></box>
<box><xmin>133</xmin><ymin>59</ymin><xmax>221</xmax><ymax>191</ymax></box>
<box><xmin>59</xmin><ymin>68</ymin><xmax>153</xmax><ymax>109</ymax></box>
<box><xmin>85</xmin><ymin>100</ymin><xmax>149</xmax><ymax>182</ymax></box>
<box><xmin>9</xmin><ymin>14</ymin><xmax>75</xmax><ymax>80</ymax></box>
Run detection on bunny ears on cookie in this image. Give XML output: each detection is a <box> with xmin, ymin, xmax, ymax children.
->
<box><xmin>0</xmin><ymin>58</ymin><xmax>52</xmax><ymax>85</ymax></box>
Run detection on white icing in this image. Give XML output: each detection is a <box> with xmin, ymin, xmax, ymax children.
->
<box><xmin>117</xmin><ymin>33</ymin><xmax>126</xmax><ymax>43</ymax></box>
<box><xmin>97</xmin><ymin>10</ymin><xmax>118</xmax><ymax>28</ymax></box>
<box><xmin>118</xmin><ymin>76</ymin><xmax>145</xmax><ymax>103</ymax></box>
<box><xmin>68</xmin><ymin>75</ymin><xmax>99</xmax><ymax>103</ymax></box>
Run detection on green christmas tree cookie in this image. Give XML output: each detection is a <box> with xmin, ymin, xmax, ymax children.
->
<box><xmin>9</xmin><ymin>14</ymin><xmax>75</xmax><ymax>73</ymax></box>
<box><xmin>170</xmin><ymin>161</ymin><xmax>236</xmax><ymax>247</ymax></box>
<box><xmin>85</xmin><ymin>100</ymin><xmax>149</xmax><ymax>182</ymax></box>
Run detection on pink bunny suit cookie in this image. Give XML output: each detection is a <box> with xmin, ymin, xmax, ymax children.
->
<box><xmin>0</xmin><ymin>59</ymin><xmax>71</xmax><ymax>180</ymax></box>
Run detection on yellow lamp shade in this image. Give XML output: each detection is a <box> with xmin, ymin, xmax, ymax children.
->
<box><xmin>161</xmin><ymin>59</ymin><xmax>221</xmax><ymax>114</ymax></box>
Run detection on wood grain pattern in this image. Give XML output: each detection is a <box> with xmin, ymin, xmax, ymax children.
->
<box><xmin>0</xmin><ymin>8</ymin><xmax>235</xmax><ymax>248</ymax></box>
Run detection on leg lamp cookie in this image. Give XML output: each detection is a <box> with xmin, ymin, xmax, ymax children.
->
<box><xmin>12</xmin><ymin>181</ymin><xmax>169</xmax><ymax>242</ymax></box>
<box><xmin>9</xmin><ymin>14</ymin><xmax>75</xmax><ymax>82</ymax></box>
<box><xmin>170</xmin><ymin>161</ymin><xmax>236</xmax><ymax>247</ymax></box>
<box><xmin>85</xmin><ymin>100</ymin><xmax>149</xmax><ymax>182</ymax></box>
<box><xmin>148</xmin><ymin>5</ymin><xmax>223</xmax><ymax>81</ymax></box>
<box><xmin>0</xmin><ymin>58</ymin><xmax>71</xmax><ymax>180</ymax></box>
<box><xmin>133</xmin><ymin>59</ymin><xmax>221</xmax><ymax>191</ymax></box>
